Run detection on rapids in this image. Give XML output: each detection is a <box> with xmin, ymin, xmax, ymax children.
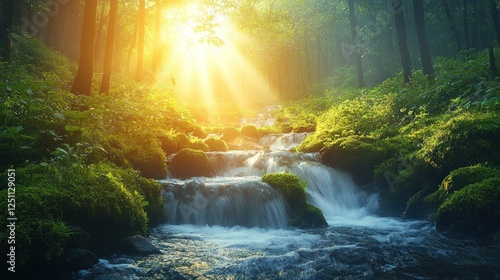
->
<box><xmin>73</xmin><ymin>109</ymin><xmax>500</xmax><ymax>279</ymax></box>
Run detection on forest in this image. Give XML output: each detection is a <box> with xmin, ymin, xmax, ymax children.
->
<box><xmin>1</xmin><ymin>0</ymin><xmax>500</xmax><ymax>278</ymax></box>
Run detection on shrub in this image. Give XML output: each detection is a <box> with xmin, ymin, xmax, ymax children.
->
<box><xmin>169</xmin><ymin>148</ymin><xmax>215</xmax><ymax>178</ymax></box>
<box><xmin>203</xmin><ymin>137</ymin><xmax>228</xmax><ymax>152</ymax></box>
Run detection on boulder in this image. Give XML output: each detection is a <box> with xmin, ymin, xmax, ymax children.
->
<box><xmin>56</xmin><ymin>248</ymin><xmax>99</xmax><ymax>272</ymax></box>
<box><xmin>169</xmin><ymin>148</ymin><xmax>215</xmax><ymax>178</ymax></box>
<box><xmin>123</xmin><ymin>235</ymin><xmax>162</xmax><ymax>255</ymax></box>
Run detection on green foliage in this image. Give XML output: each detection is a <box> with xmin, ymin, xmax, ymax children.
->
<box><xmin>436</xmin><ymin>177</ymin><xmax>500</xmax><ymax>235</ymax></box>
<box><xmin>203</xmin><ymin>137</ymin><xmax>229</xmax><ymax>152</ymax></box>
<box><xmin>262</xmin><ymin>172</ymin><xmax>327</xmax><ymax>228</ymax></box>
<box><xmin>417</xmin><ymin>112</ymin><xmax>500</xmax><ymax>175</ymax></box>
<box><xmin>263</xmin><ymin>172</ymin><xmax>307</xmax><ymax>210</ymax></box>
<box><xmin>0</xmin><ymin>162</ymin><xmax>160</xmax><ymax>268</ymax></box>
<box><xmin>298</xmin><ymin>93</ymin><xmax>396</xmax><ymax>152</ymax></box>
<box><xmin>169</xmin><ymin>148</ymin><xmax>215</xmax><ymax>178</ymax></box>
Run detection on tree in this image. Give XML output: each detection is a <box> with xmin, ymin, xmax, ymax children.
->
<box><xmin>463</xmin><ymin>0</ymin><xmax>470</xmax><ymax>49</ymax></box>
<box><xmin>441</xmin><ymin>0</ymin><xmax>462</xmax><ymax>52</ymax></box>
<box><xmin>71</xmin><ymin>0</ymin><xmax>98</xmax><ymax>95</ymax></box>
<box><xmin>490</xmin><ymin>0</ymin><xmax>500</xmax><ymax>46</ymax></box>
<box><xmin>135</xmin><ymin>0</ymin><xmax>145</xmax><ymax>81</ymax></box>
<box><xmin>152</xmin><ymin>0</ymin><xmax>162</xmax><ymax>75</ymax></box>
<box><xmin>0</xmin><ymin>0</ymin><xmax>15</xmax><ymax>62</ymax></box>
<box><xmin>392</xmin><ymin>0</ymin><xmax>411</xmax><ymax>83</ymax></box>
<box><xmin>348</xmin><ymin>0</ymin><xmax>365</xmax><ymax>87</ymax></box>
<box><xmin>412</xmin><ymin>0</ymin><xmax>433</xmax><ymax>77</ymax></box>
<box><xmin>100</xmin><ymin>0</ymin><xmax>118</xmax><ymax>93</ymax></box>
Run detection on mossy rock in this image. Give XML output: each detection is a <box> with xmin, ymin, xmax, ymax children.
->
<box><xmin>221</xmin><ymin>127</ymin><xmax>241</xmax><ymax>142</ymax></box>
<box><xmin>0</xmin><ymin>163</ymin><xmax>152</xmax><ymax>268</ymax></box>
<box><xmin>125</xmin><ymin>141</ymin><xmax>167</xmax><ymax>179</ymax></box>
<box><xmin>169</xmin><ymin>148</ymin><xmax>215</xmax><ymax>178</ymax></box>
<box><xmin>436</xmin><ymin>177</ymin><xmax>500</xmax><ymax>235</ymax></box>
<box><xmin>417</xmin><ymin>113</ymin><xmax>500</xmax><ymax>176</ymax></box>
<box><xmin>240</xmin><ymin>125</ymin><xmax>259</xmax><ymax>139</ymax></box>
<box><xmin>203</xmin><ymin>137</ymin><xmax>228</xmax><ymax>152</ymax></box>
<box><xmin>439</xmin><ymin>164</ymin><xmax>498</xmax><ymax>195</ymax></box>
<box><xmin>420</xmin><ymin>164</ymin><xmax>500</xmax><ymax>221</ymax></box>
<box><xmin>262</xmin><ymin>173</ymin><xmax>327</xmax><ymax>228</ymax></box>
<box><xmin>320</xmin><ymin>136</ymin><xmax>397</xmax><ymax>185</ymax></box>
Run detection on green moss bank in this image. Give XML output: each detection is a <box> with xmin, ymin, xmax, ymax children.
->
<box><xmin>262</xmin><ymin>173</ymin><xmax>327</xmax><ymax>228</ymax></box>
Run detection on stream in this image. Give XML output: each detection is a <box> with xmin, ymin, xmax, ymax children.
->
<box><xmin>73</xmin><ymin>111</ymin><xmax>500</xmax><ymax>280</ymax></box>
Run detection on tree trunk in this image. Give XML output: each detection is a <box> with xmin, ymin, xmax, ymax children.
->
<box><xmin>1</xmin><ymin>0</ymin><xmax>15</xmax><ymax>62</ymax></box>
<box><xmin>135</xmin><ymin>0</ymin><xmax>145</xmax><ymax>81</ymax></box>
<box><xmin>463</xmin><ymin>0</ymin><xmax>470</xmax><ymax>49</ymax></box>
<box><xmin>100</xmin><ymin>0</ymin><xmax>117</xmax><ymax>93</ymax></box>
<box><xmin>441</xmin><ymin>0</ymin><xmax>462</xmax><ymax>51</ymax></box>
<box><xmin>94</xmin><ymin>0</ymin><xmax>108</xmax><ymax>66</ymax></box>
<box><xmin>490</xmin><ymin>45</ymin><xmax>498</xmax><ymax>77</ymax></box>
<box><xmin>470</xmin><ymin>0</ymin><xmax>478</xmax><ymax>49</ymax></box>
<box><xmin>392</xmin><ymin>0</ymin><xmax>411</xmax><ymax>83</ymax></box>
<box><xmin>490</xmin><ymin>0</ymin><xmax>500</xmax><ymax>46</ymax></box>
<box><xmin>126</xmin><ymin>19</ymin><xmax>138</xmax><ymax>73</ymax></box>
<box><xmin>348</xmin><ymin>0</ymin><xmax>365</xmax><ymax>87</ymax></box>
<box><xmin>412</xmin><ymin>0</ymin><xmax>433</xmax><ymax>77</ymax></box>
<box><xmin>152</xmin><ymin>0</ymin><xmax>162</xmax><ymax>75</ymax></box>
<box><xmin>71</xmin><ymin>0</ymin><xmax>98</xmax><ymax>95</ymax></box>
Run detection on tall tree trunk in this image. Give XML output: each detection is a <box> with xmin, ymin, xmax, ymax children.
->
<box><xmin>463</xmin><ymin>0</ymin><xmax>470</xmax><ymax>49</ymax></box>
<box><xmin>135</xmin><ymin>0</ymin><xmax>145</xmax><ymax>81</ymax></box>
<box><xmin>71</xmin><ymin>0</ymin><xmax>98</xmax><ymax>95</ymax></box>
<box><xmin>441</xmin><ymin>0</ymin><xmax>462</xmax><ymax>51</ymax></box>
<box><xmin>392</xmin><ymin>0</ymin><xmax>412</xmax><ymax>83</ymax></box>
<box><xmin>412</xmin><ymin>0</ymin><xmax>433</xmax><ymax>77</ymax></box>
<box><xmin>348</xmin><ymin>0</ymin><xmax>365</xmax><ymax>87</ymax></box>
<box><xmin>1</xmin><ymin>0</ymin><xmax>15</xmax><ymax>62</ymax></box>
<box><xmin>100</xmin><ymin>0</ymin><xmax>117</xmax><ymax>93</ymax></box>
<box><xmin>470</xmin><ymin>0</ymin><xmax>478</xmax><ymax>49</ymax></box>
<box><xmin>152</xmin><ymin>0</ymin><xmax>162</xmax><ymax>75</ymax></box>
<box><xmin>490</xmin><ymin>0</ymin><xmax>500</xmax><ymax>46</ymax></box>
<box><xmin>94</xmin><ymin>0</ymin><xmax>108</xmax><ymax>66</ymax></box>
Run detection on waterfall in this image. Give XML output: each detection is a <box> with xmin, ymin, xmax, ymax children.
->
<box><xmin>161</xmin><ymin>177</ymin><xmax>288</xmax><ymax>228</ymax></box>
<box><xmin>163</xmin><ymin>118</ymin><xmax>379</xmax><ymax>228</ymax></box>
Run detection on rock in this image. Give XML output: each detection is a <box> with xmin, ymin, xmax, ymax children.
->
<box><xmin>169</xmin><ymin>148</ymin><xmax>215</xmax><ymax>178</ymax></box>
<box><xmin>123</xmin><ymin>235</ymin><xmax>162</xmax><ymax>255</ymax></box>
<box><xmin>56</xmin><ymin>248</ymin><xmax>99</xmax><ymax>272</ymax></box>
<box><xmin>262</xmin><ymin>173</ymin><xmax>327</xmax><ymax>228</ymax></box>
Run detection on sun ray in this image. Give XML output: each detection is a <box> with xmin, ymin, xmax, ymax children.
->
<box><xmin>157</xmin><ymin>1</ymin><xmax>278</xmax><ymax>123</ymax></box>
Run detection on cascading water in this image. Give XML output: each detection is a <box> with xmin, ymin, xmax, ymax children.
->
<box><xmin>74</xmin><ymin>108</ymin><xmax>500</xmax><ymax>280</ymax></box>
<box><xmin>160</xmin><ymin>177</ymin><xmax>288</xmax><ymax>228</ymax></box>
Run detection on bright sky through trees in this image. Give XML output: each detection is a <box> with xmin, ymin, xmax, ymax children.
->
<box><xmin>159</xmin><ymin>1</ymin><xmax>277</xmax><ymax>111</ymax></box>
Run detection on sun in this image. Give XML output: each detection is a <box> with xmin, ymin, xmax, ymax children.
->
<box><xmin>157</xmin><ymin>1</ymin><xmax>278</xmax><ymax>122</ymax></box>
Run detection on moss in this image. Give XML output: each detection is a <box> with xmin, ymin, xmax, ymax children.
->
<box><xmin>319</xmin><ymin>136</ymin><xmax>397</xmax><ymax>185</ymax></box>
<box><xmin>169</xmin><ymin>148</ymin><xmax>215</xmax><ymax>178</ymax></box>
<box><xmin>221</xmin><ymin>127</ymin><xmax>241</xmax><ymax>142</ymax></box>
<box><xmin>439</xmin><ymin>164</ymin><xmax>498</xmax><ymax>195</ymax></box>
<box><xmin>262</xmin><ymin>173</ymin><xmax>327</xmax><ymax>228</ymax></box>
<box><xmin>0</xmin><ymin>162</ymin><xmax>157</xmax><ymax>268</ymax></box>
<box><xmin>125</xmin><ymin>140</ymin><xmax>167</xmax><ymax>179</ymax></box>
<box><xmin>240</xmin><ymin>125</ymin><xmax>259</xmax><ymax>139</ymax></box>
<box><xmin>417</xmin><ymin>113</ymin><xmax>500</xmax><ymax>176</ymax></box>
<box><xmin>420</xmin><ymin>165</ymin><xmax>500</xmax><ymax>221</ymax></box>
<box><xmin>203</xmin><ymin>137</ymin><xmax>229</xmax><ymax>152</ymax></box>
<box><xmin>436</xmin><ymin>177</ymin><xmax>500</xmax><ymax>235</ymax></box>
